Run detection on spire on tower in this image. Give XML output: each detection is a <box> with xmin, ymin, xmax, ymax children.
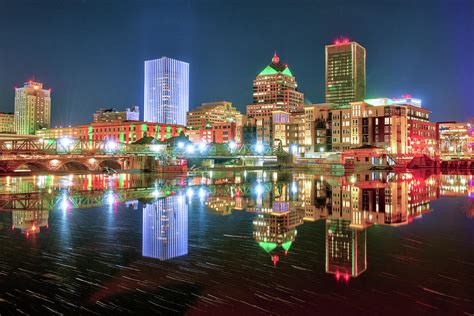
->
<box><xmin>272</xmin><ymin>52</ymin><xmax>280</xmax><ymax>64</ymax></box>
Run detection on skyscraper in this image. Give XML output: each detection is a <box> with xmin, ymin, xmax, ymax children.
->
<box><xmin>246</xmin><ymin>53</ymin><xmax>304</xmax><ymax>118</ymax></box>
<box><xmin>14</xmin><ymin>81</ymin><xmax>51</xmax><ymax>135</ymax></box>
<box><xmin>144</xmin><ymin>57</ymin><xmax>189</xmax><ymax>126</ymax></box>
<box><xmin>325</xmin><ymin>38</ymin><xmax>366</xmax><ymax>106</ymax></box>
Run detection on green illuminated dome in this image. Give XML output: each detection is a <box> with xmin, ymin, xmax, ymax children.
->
<box><xmin>258</xmin><ymin>52</ymin><xmax>293</xmax><ymax>76</ymax></box>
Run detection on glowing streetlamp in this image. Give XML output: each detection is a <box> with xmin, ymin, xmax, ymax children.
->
<box><xmin>198</xmin><ymin>142</ymin><xmax>207</xmax><ymax>153</ymax></box>
<box><xmin>290</xmin><ymin>144</ymin><xmax>298</xmax><ymax>154</ymax></box>
<box><xmin>255</xmin><ymin>142</ymin><xmax>264</xmax><ymax>155</ymax></box>
<box><xmin>105</xmin><ymin>140</ymin><xmax>117</xmax><ymax>152</ymax></box>
<box><xmin>186</xmin><ymin>144</ymin><xmax>194</xmax><ymax>153</ymax></box>
<box><xmin>59</xmin><ymin>137</ymin><xmax>74</xmax><ymax>151</ymax></box>
<box><xmin>228</xmin><ymin>141</ymin><xmax>237</xmax><ymax>151</ymax></box>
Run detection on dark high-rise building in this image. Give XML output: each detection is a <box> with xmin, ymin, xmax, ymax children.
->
<box><xmin>246</xmin><ymin>53</ymin><xmax>304</xmax><ymax>118</ymax></box>
<box><xmin>325</xmin><ymin>39</ymin><xmax>366</xmax><ymax>106</ymax></box>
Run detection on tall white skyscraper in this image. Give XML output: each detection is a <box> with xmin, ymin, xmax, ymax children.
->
<box><xmin>144</xmin><ymin>57</ymin><xmax>189</xmax><ymax>126</ymax></box>
<box><xmin>14</xmin><ymin>80</ymin><xmax>51</xmax><ymax>135</ymax></box>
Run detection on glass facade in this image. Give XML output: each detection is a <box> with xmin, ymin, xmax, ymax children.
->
<box><xmin>144</xmin><ymin>57</ymin><xmax>189</xmax><ymax>126</ymax></box>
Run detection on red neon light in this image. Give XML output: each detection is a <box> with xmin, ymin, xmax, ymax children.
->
<box><xmin>272</xmin><ymin>255</ymin><xmax>279</xmax><ymax>267</ymax></box>
<box><xmin>334</xmin><ymin>37</ymin><xmax>350</xmax><ymax>45</ymax></box>
<box><xmin>272</xmin><ymin>52</ymin><xmax>280</xmax><ymax>64</ymax></box>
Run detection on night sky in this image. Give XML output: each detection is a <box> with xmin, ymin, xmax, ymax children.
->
<box><xmin>0</xmin><ymin>0</ymin><xmax>472</xmax><ymax>126</ymax></box>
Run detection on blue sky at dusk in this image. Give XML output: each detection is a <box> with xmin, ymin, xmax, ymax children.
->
<box><xmin>0</xmin><ymin>0</ymin><xmax>472</xmax><ymax>126</ymax></box>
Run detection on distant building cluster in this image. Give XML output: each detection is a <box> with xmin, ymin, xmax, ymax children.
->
<box><xmin>1</xmin><ymin>38</ymin><xmax>472</xmax><ymax>157</ymax></box>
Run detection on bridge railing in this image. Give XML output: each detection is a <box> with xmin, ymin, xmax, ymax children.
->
<box><xmin>0</xmin><ymin>137</ymin><xmax>293</xmax><ymax>158</ymax></box>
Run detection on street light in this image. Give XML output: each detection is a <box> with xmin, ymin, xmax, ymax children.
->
<box><xmin>105</xmin><ymin>140</ymin><xmax>117</xmax><ymax>152</ymax></box>
<box><xmin>255</xmin><ymin>142</ymin><xmax>264</xmax><ymax>154</ymax></box>
<box><xmin>290</xmin><ymin>144</ymin><xmax>298</xmax><ymax>154</ymax></box>
<box><xmin>228</xmin><ymin>141</ymin><xmax>237</xmax><ymax>151</ymax></box>
<box><xmin>186</xmin><ymin>144</ymin><xmax>194</xmax><ymax>153</ymax></box>
<box><xmin>177</xmin><ymin>141</ymin><xmax>185</xmax><ymax>149</ymax></box>
<box><xmin>198</xmin><ymin>142</ymin><xmax>207</xmax><ymax>153</ymax></box>
<box><xmin>59</xmin><ymin>137</ymin><xmax>74</xmax><ymax>151</ymax></box>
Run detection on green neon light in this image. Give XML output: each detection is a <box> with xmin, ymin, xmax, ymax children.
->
<box><xmin>88</xmin><ymin>126</ymin><xmax>93</xmax><ymax>147</ymax></box>
<box><xmin>282</xmin><ymin>67</ymin><xmax>293</xmax><ymax>76</ymax></box>
<box><xmin>142</xmin><ymin>124</ymin><xmax>148</xmax><ymax>138</ymax></box>
<box><xmin>258</xmin><ymin>65</ymin><xmax>293</xmax><ymax>76</ymax></box>
<box><xmin>166</xmin><ymin>126</ymin><xmax>171</xmax><ymax>133</ymax></box>
<box><xmin>119</xmin><ymin>173</ymin><xmax>125</xmax><ymax>189</ymax></box>
<box><xmin>119</xmin><ymin>133</ymin><xmax>124</xmax><ymax>143</ymax></box>
<box><xmin>259</xmin><ymin>66</ymin><xmax>278</xmax><ymax>76</ymax></box>
<box><xmin>282</xmin><ymin>240</ymin><xmax>293</xmax><ymax>252</ymax></box>
<box><xmin>258</xmin><ymin>242</ymin><xmax>277</xmax><ymax>253</ymax></box>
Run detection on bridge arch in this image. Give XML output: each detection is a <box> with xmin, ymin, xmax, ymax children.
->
<box><xmin>14</xmin><ymin>162</ymin><xmax>50</xmax><ymax>172</ymax></box>
<box><xmin>99</xmin><ymin>159</ymin><xmax>122</xmax><ymax>171</ymax></box>
<box><xmin>61</xmin><ymin>161</ymin><xmax>91</xmax><ymax>171</ymax></box>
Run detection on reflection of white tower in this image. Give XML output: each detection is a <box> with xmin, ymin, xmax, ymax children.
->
<box><xmin>142</xmin><ymin>195</ymin><xmax>188</xmax><ymax>260</ymax></box>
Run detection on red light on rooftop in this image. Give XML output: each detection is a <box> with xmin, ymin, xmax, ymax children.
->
<box><xmin>334</xmin><ymin>37</ymin><xmax>350</xmax><ymax>45</ymax></box>
<box><xmin>401</xmin><ymin>93</ymin><xmax>413</xmax><ymax>99</ymax></box>
<box><xmin>272</xmin><ymin>52</ymin><xmax>280</xmax><ymax>64</ymax></box>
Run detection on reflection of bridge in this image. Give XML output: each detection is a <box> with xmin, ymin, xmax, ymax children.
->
<box><xmin>0</xmin><ymin>137</ymin><xmax>287</xmax><ymax>172</ymax></box>
<box><xmin>0</xmin><ymin>187</ymin><xmax>158</xmax><ymax>211</ymax></box>
<box><xmin>0</xmin><ymin>181</ymin><xmax>289</xmax><ymax>211</ymax></box>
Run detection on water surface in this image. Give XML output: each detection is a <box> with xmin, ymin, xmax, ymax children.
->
<box><xmin>0</xmin><ymin>171</ymin><xmax>473</xmax><ymax>314</ymax></box>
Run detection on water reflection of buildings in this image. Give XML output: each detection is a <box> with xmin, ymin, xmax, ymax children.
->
<box><xmin>142</xmin><ymin>195</ymin><xmax>188</xmax><ymax>261</ymax></box>
<box><xmin>326</xmin><ymin>220</ymin><xmax>366</xmax><ymax>280</ymax></box>
<box><xmin>253</xmin><ymin>203</ymin><xmax>304</xmax><ymax>265</ymax></box>
<box><xmin>12</xmin><ymin>210</ymin><xmax>49</xmax><ymax>235</ymax></box>
<box><xmin>201</xmin><ymin>171</ymin><xmax>462</xmax><ymax>273</ymax></box>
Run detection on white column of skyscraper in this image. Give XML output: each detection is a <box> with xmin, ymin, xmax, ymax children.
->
<box><xmin>144</xmin><ymin>57</ymin><xmax>189</xmax><ymax>126</ymax></box>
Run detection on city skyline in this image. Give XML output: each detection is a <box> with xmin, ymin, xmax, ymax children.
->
<box><xmin>0</xmin><ymin>0</ymin><xmax>472</xmax><ymax>126</ymax></box>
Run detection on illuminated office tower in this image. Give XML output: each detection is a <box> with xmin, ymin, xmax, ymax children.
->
<box><xmin>246</xmin><ymin>53</ymin><xmax>304</xmax><ymax>118</ymax></box>
<box><xmin>142</xmin><ymin>195</ymin><xmax>188</xmax><ymax>261</ymax></box>
<box><xmin>144</xmin><ymin>57</ymin><xmax>189</xmax><ymax>125</ymax></box>
<box><xmin>14</xmin><ymin>80</ymin><xmax>51</xmax><ymax>135</ymax></box>
<box><xmin>325</xmin><ymin>39</ymin><xmax>366</xmax><ymax>106</ymax></box>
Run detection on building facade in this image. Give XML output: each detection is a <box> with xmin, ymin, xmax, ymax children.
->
<box><xmin>0</xmin><ymin>112</ymin><xmax>14</xmax><ymax>133</ymax></box>
<box><xmin>255</xmin><ymin>111</ymin><xmax>291</xmax><ymax>148</ymax></box>
<box><xmin>79</xmin><ymin>121</ymin><xmax>186</xmax><ymax>144</ymax></box>
<box><xmin>186</xmin><ymin>101</ymin><xmax>240</xmax><ymax>130</ymax></box>
<box><xmin>247</xmin><ymin>53</ymin><xmax>304</xmax><ymax>118</ymax></box>
<box><xmin>325</xmin><ymin>39</ymin><xmax>366</xmax><ymax>106</ymax></box>
<box><xmin>93</xmin><ymin>106</ymin><xmax>139</xmax><ymax>123</ymax></box>
<box><xmin>303</xmin><ymin>104</ymin><xmax>332</xmax><ymax>153</ymax></box>
<box><xmin>144</xmin><ymin>57</ymin><xmax>189</xmax><ymax>126</ymax></box>
<box><xmin>36</xmin><ymin>125</ymin><xmax>83</xmax><ymax>139</ymax></box>
<box><xmin>14</xmin><ymin>81</ymin><xmax>51</xmax><ymax>135</ymax></box>
<box><xmin>437</xmin><ymin>122</ymin><xmax>473</xmax><ymax>156</ymax></box>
